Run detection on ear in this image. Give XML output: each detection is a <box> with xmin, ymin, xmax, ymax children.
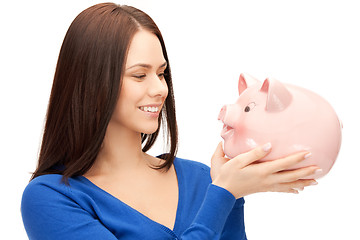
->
<box><xmin>238</xmin><ymin>73</ymin><xmax>261</xmax><ymax>95</ymax></box>
<box><xmin>260</xmin><ymin>78</ymin><xmax>293</xmax><ymax>112</ymax></box>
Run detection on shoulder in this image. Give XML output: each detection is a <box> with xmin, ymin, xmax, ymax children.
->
<box><xmin>174</xmin><ymin>157</ymin><xmax>210</xmax><ymax>173</ymax></box>
<box><xmin>21</xmin><ymin>175</ymin><xmax>119</xmax><ymax>239</ymax></box>
<box><xmin>21</xmin><ymin>175</ymin><xmax>74</xmax><ymax>232</ymax></box>
<box><xmin>174</xmin><ymin>157</ymin><xmax>212</xmax><ymax>185</ymax></box>
<box><xmin>21</xmin><ymin>174</ymin><xmax>97</xmax><ymax>212</ymax></box>
<box><xmin>23</xmin><ymin>174</ymin><xmax>65</xmax><ymax>196</ymax></box>
<box><xmin>22</xmin><ymin>175</ymin><xmax>71</xmax><ymax>209</ymax></box>
<box><xmin>22</xmin><ymin>174</ymin><xmax>98</xmax><ymax>205</ymax></box>
<box><xmin>21</xmin><ymin>174</ymin><xmax>100</xmax><ymax>226</ymax></box>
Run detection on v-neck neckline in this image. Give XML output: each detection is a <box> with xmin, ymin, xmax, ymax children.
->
<box><xmin>79</xmin><ymin>157</ymin><xmax>183</xmax><ymax>234</ymax></box>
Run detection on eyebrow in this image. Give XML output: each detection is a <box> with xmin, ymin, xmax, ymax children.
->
<box><xmin>126</xmin><ymin>61</ymin><xmax>167</xmax><ymax>70</ymax></box>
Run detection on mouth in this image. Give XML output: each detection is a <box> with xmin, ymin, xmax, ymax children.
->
<box><xmin>221</xmin><ymin>123</ymin><xmax>234</xmax><ymax>139</ymax></box>
<box><xmin>138</xmin><ymin>103</ymin><xmax>163</xmax><ymax>117</ymax></box>
<box><xmin>139</xmin><ymin>106</ymin><xmax>160</xmax><ymax>113</ymax></box>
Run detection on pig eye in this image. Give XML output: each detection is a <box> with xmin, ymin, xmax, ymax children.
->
<box><xmin>244</xmin><ymin>102</ymin><xmax>256</xmax><ymax>112</ymax></box>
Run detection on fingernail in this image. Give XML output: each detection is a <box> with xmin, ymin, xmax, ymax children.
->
<box><xmin>310</xmin><ymin>181</ymin><xmax>318</xmax><ymax>186</ymax></box>
<box><xmin>304</xmin><ymin>152</ymin><xmax>312</xmax><ymax>159</ymax></box>
<box><xmin>315</xmin><ymin>169</ymin><xmax>323</xmax><ymax>174</ymax></box>
<box><xmin>262</xmin><ymin>143</ymin><xmax>272</xmax><ymax>152</ymax></box>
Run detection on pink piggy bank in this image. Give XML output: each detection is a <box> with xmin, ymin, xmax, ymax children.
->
<box><xmin>218</xmin><ymin>73</ymin><xmax>342</xmax><ymax>179</ymax></box>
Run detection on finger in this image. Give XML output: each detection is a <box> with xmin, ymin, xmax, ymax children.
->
<box><xmin>211</xmin><ymin>142</ymin><xmax>229</xmax><ymax>170</ymax></box>
<box><xmin>232</xmin><ymin>142</ymin><xmax>272</xmax><ymax>168</ymax></box>
<box><xmin>275</xmin><ymin>166</ymin><xmax>321</xmax><ymax>183</ymax></box>
<box><xmin>211</xmin><ymin>142</ymin><xmax>229</xmax><ymax>181</ymax></box>
<box><xmin>284</xmin><ymin>179</ymin><xmax>318</xmax><ymax>192</ymax></box>
<box><xmin>212</xmin><ymin>142</ymin><xmax>225</xmax><ymax>159</ymax></box>
<box><xmin>269</xmin><ymin>185</ymin><xmax>299</xmax><ymax>194</ymax></box>
<box><xmin>265</xmin><ymin>151</ymin><xmax>311</xmax><ymax>173</ymax></box>
<box><xmin>291</xmin><ymin>179</ymin><xmax>318</xmax><ymax>190</ymax></box>
<box><xmin>271</xmin><ymin>179</ymin><xmax>318</xmax><ymax>194</ymax></box>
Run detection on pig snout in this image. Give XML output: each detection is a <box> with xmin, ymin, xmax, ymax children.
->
<box><xmin>218</xmin><ymin>104</ymin><xmax>239</xmax><ymax>128</ymax></box>
<box><xmin>218</xmin><ymin>105</ymin><xmax>227</xmax><ymax>122</ymax></box>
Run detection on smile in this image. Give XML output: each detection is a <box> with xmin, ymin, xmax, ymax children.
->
<box><xmin>139</xmin><ymin>106</ymin><xmax>160</xmax><ymax>113</ymax></box>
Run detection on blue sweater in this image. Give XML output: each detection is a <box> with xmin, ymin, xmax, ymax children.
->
<box><xmin>21</xmin><ymin>157</ymin><xmax>247</xmax><ymax>239</ymax></box>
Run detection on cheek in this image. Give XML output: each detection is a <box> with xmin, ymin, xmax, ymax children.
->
<box><xmin>111</xmin><ymin>91</ymin><xmax>136</xmax><ymax>122</ymax></box>
<box><xmin>110</xmin><ymin>98</ymin><xmax>127</xmax><ymax>123</ymax></box>
<box><xmin>118</xmin><ymin>80</ymin><xmax>144</xmax><ymax>106</ymax></box>
<box><xmin>121</xmin><ymin>80</ymin><xmax>143</xmax><ymax>99</ymax></box>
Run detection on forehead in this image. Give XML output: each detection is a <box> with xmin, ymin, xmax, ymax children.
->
<box><xmin>125</xmin><ymin>30</ymin><xmax>165</xmax><ymax>67</ymax></box>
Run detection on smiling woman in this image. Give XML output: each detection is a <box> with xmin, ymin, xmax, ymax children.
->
<box><xmin>111</xmin><ymin>30</ymin><xmax>169</xmax><ymax>136</ymax></box>
<box><xmin>21</xmin><ymin>3</ymin><xmax>242</xmax><ymax>239</ymax></box>
<box><xmin>28</xmin><ymin>3</ymin><xmax>178</xmax><ymax>181</ymax></box>
<box><xmin>21</xmin><ymin>2</ymin><xmax>320</xmax><ymax>240</ymax></box>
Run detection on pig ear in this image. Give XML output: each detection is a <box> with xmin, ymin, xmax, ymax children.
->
<box><xmin>238</xmin><ymin>73</ymin><xmax>261</xmax><ymax>95</ymax></box>
<box><xmin>260</xmin><ymin>78</ymin><xmax>293</xmax><ymax>112</ymax></box>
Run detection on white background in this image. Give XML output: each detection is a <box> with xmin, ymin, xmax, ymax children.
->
<box><xmin>1</xmin><ymin>0</ymin><xmax>359</xmax><ymax>239</ymax></box>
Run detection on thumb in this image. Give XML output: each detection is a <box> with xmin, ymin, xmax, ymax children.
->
<box><xmin>212</xmin><ymin>141</ymin><xmax>225</xmax><ymax>159</ymax></box>
<box><xmin>211</xmin><ymin>142</ymin><xmax>229</xmax><ymax>180</ymax></box>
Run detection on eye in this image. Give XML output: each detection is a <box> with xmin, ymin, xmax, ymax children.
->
<box><xmin>133</xmin><ymin>74</ymin><xmax>146</xmax><ymax>79</ymax></box>
<box><xmin>158</xmin><ymin>72</ymin><xmax>165</xmax><ymax>80</ymax></box>
<box><xmin>158</xmin><ymin>71</ymin><xmax>169</xmax><ymax>80</ymax></box>
<box><xmin>244</xmin><ymin>102</ymin><xmax>256</xmax><ymax>112</ymax></box>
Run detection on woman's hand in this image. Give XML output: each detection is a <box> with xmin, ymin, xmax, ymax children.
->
<box><xmin>211</xmin><ymin>142</ymin><xmax>320</xmax><ymax>199</ymax></box>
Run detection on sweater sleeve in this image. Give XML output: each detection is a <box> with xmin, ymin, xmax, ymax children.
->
<box><xmin>220</xmin><ymin>198</ymin><xmax>247</xmax><ymax>239</ymax></box>
<box><xmin>21</xmin><ymin>180</ymin><xmax>117</xmax><ymax>240</ymax></box>
<box><xmin>179</xmin><ymin>184</ymin><xmax>245</xmax><ymax>240</ymax></box>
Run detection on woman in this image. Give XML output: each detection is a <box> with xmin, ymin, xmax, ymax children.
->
<box><xmin>21</xmin><ymin>3</ymin><xmax>319</xmax><ymax>239</ymax></box>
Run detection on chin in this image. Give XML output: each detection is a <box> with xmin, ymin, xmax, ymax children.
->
<box><xmin>142</xmin><ymin>129</ymin><xmax>157</xmax><ymax>135</ymax></box>
<box><xmin>140</xmin><ymin>124</ymin><xmax>159</xmax><ymax>135</ymax></box>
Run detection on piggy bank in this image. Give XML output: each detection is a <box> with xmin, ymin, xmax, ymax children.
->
<box><xmin>218</xmin><ymin>73</ymin><xmax>342</xmax><ymax>179</ymax></box>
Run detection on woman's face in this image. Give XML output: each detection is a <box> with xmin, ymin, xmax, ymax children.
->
<box><xmin>110</xmin><ymin>30</ymin><xmax>168</xmax><ymax>135</ymax></box>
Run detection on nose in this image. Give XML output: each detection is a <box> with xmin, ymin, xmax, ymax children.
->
<box><xmin>218</xmin><ymin>104</ymin><xmax>239</xmax><ymax>128</ymax></box>
<box><xmin>148</xmin><ymin>74</ymin><xmax>168</xmax><ymax>98</ymax></box>
<box><xmin>218</xmin><ymin>105</ymin><xmax>227</xmax><ymax>122</ymax></box>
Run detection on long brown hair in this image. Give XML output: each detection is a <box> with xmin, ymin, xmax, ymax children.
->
<box><xmin>31</xmin><ymin>3</ymin><xmax>178</xmax><ymax>182</ymax></box>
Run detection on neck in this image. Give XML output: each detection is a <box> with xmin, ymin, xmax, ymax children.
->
<box><xmin>86</xmin><ymin>121</ymin><xmax>149</xmax><ymax>177</ymax></box>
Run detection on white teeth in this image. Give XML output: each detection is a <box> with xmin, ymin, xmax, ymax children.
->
<box><xmin>140</xmin><ymin>106</ymin><xmax>159</xmax><ymax>113</ymax></box>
